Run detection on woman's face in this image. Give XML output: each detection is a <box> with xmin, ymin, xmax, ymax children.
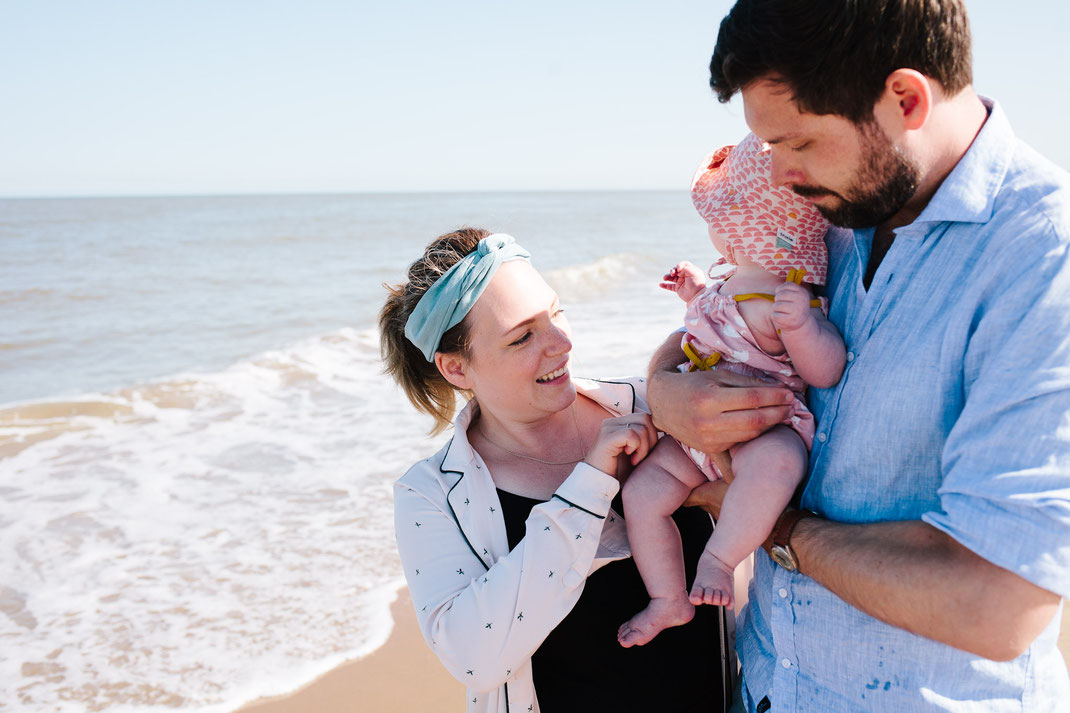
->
<box><xmin>449</xmin><ymin>260</ymin><xmax>575</xmax><ymax>423</ymax></box>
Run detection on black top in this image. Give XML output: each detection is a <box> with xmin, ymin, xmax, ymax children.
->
<box><xmin>496</xmin><ymin>488</ymin><xmax>728</xmax><ymax>713</ymax></box>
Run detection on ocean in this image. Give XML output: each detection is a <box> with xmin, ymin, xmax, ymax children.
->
<box><xmin>0</xmin><ymin>191</ymin><xmax>718</xmax><ymax>712</ymax></box>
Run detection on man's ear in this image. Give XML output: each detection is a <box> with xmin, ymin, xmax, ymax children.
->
<box><xmin>435</xmin><ymin>351</ymin><xmax>471</xmax><ymax>390</ymax></box>
<box><xmin>876</xmin><ymin>68</ymin><xmax>933</xmax><ymax>131</ymax></box>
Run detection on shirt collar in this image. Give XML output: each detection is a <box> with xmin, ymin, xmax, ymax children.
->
<box><xmin>912</xmin><ymin>97</ymin><xmax>1016</xmax><ymax>226</ymax></box>
<box><xmin>439</xmin><ymin>377</ymin><xmax>638</xmax><ymax>474</ymax></box>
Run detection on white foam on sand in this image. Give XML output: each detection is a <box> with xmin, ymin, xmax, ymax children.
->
<box><xmin>0</xmin><ymin>327</ymin><xmax>444</xmax><ymax>712</ymax></box>
<box><xmin>0</xmin><ymin>252</ymin><xmax>688</xmax><ymax>712</ymax></box>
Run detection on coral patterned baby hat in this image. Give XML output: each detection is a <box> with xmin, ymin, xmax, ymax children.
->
<box><xmin>691</xmin><ymin>132</ymin><xmax>830</xmax><ymax>285</ymax></box>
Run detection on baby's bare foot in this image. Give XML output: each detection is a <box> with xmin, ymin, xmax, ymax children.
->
<box><xmin>689</xmin><ymin>551</ymin><xmax>735</xmax><ymax>608</ymax></box>
<box><xmin>617</xmin><ymin>596</ymin><xmax>695</xmax><ymax>648</ymax></box>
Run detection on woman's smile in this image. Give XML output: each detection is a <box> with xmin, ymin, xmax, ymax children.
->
<box><xmin>536</xmin><ymin>362</ymin><xmax>569</xmax><ymax>384</ymax></box>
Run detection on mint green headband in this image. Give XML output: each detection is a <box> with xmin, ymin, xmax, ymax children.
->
<box><xmin>404</xmin><ymin>233</ymin><xmax>531</xmax><ymax>361</ymax></box>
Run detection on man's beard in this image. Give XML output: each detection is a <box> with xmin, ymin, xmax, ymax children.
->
<box><xmin>792</xmin><ymin>122</ymin><xmax>920</xmax><ymax>229</ymax></box>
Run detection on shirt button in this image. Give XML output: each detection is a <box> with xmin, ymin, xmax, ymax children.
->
<box><xmin>846</xmin><ymin>351</ymin><xmax>855</xmax><ymax>362</ymax></box>
<box><xmin>781</xmin><ymin>658</ymin><xmax>792</xmax><ymax>669</ymax></box>
<box><xmin>778</xmin><ymin>588</ymin><xmax>788</xmax><ymax>599</ymax></box>
<box><xmin>817</xmin><ymin>432</ymin><xmax>827</xmax><ymax>443</ymax></box>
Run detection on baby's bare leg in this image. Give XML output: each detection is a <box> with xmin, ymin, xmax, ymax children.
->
<box><xmin>690</xmin><ymin>425</ymin><xmax>806</xmax><ymax>609</ymax></box>
<box><xmin>617</xmin><ymin>437</ymin><xmax>708</xmax><ymax>648</ymax></box>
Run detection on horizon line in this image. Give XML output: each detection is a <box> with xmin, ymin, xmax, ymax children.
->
<box><xmin>0</xmin><ymin>187</ymin><xmax>686</xmax><ymax>201</ymax></box>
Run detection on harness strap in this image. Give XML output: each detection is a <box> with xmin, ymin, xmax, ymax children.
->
<box><xmin>731</xmin><ymin>267</ymin><xmax>820</xmax><ymax>307</ymax></box>
<box><xmin>683</xmin><ymin>341</ymin><xmax>721</xmax><ymax>372</ymax></box>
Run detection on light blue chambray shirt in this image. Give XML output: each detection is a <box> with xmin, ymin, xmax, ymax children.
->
<box><xmin>736</xmin><ymin>100</ymin><xmax>1070</xmax><ymax>712</ymax></box>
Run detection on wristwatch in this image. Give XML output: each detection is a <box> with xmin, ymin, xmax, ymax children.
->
<box><xmin>769</xmin><ymin>508</ymin><xmax>816</xmax><ymax>573</ymax></box>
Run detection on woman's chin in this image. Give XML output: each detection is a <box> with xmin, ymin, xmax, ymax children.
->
<box><xmin>531</xmin><ymin>374</ymin><xmax>576</xmax><ymax>409</ymax></box>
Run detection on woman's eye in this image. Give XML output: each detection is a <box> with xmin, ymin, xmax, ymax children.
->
<box><xmin>553</xmin><ymin>307</ymin><xmax>565</xmax><ymax>318</ymax></box>
<box><xmin>510</xmin><ymin>332</ymin><xmax>532</xmax><ymax>346</ymax></box>
<box><xmin>790</xmin><ymin>141</ymin><xmax>810</xmax><ymax>152</ymax></box>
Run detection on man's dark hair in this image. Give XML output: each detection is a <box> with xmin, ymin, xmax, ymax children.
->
<box><xmin>709</xmin><ymin>0</ymin><xmax>973</xmax><ymax>123</ymax></box>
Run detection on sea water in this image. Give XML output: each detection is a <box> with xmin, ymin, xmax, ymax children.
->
<box><xmin>0</xmin><ymin>192</ymin><xmax>717</xmax><ymax>711</ymax></box>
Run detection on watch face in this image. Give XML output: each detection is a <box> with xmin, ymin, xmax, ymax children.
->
<box><xmin>770</xmin><ymin>546</ymin><xmax>798</xmax><ymax>572</ymax></box>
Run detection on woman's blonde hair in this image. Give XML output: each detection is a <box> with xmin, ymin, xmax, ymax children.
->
<box><xmin>379</xmin><ymin>227</ymin><xmax>490</xmax><ymax>434</ymax></box>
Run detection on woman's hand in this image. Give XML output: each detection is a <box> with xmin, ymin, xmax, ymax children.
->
<box><xmin>584</xmin><ymin>413</ymin><xmax>658</xmax><ymax>479</ymax></box>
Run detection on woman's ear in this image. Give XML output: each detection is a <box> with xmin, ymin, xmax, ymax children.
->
<box><xmin>876</xmin><ymin>68</ymin><xmax>933</xmax><ymax>132</ymax></box>
<box><xmin>435</xmin><ymin>351</ymin><xmax>472</xmax><ymax>390</ymax></box>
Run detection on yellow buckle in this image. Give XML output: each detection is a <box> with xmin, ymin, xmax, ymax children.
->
<box><xmin>683</xmin><ymin>342</ymin><xmax>721</xmax><ymax>371</ymax></box>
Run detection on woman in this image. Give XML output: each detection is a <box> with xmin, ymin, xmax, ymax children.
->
<box><xmin>381</xmin><ymin>227</ymin><xmax>731</xmax><ymax>713</ymax></box>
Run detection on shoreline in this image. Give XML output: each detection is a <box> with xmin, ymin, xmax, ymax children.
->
<box><xmin>234</xmin><ymin>588</ymin><xmax>463</xmax><ymax>713</ymax></box>
<box><xmin>234</xmin><ymin>589</ymin><xmax>1070</xmax><ymax>713</ymax></box>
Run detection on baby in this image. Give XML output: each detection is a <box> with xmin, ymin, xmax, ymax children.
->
<box><xmin>618</xmin><ymin>133</ymin><xmax>847</xmax><ymax>648</ymax></box>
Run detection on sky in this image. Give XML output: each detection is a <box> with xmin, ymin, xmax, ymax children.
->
<box><xmin>1</xmin><ymin>0</ymin><xmax>1067</xmax><ymax>198</ymax></box>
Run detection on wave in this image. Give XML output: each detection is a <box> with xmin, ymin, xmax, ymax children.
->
<box><xmin>542</xmin><ymin>251</ymin><xmax>662</xmax><ymax>304</ymax></box>
<box><xmin>0</xmin><ymin>274</ymin><xmax>687</xmax><ymax>712</ymax></box>
<box><xmin>0</xmin><ymin>324</ymin><xmax>441</xmax><ymax>712</ymax></box>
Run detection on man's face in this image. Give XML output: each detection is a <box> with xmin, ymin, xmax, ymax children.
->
<box><xmin>742</xmin><ymin>79</ymin><xmax>920</xmax><ymax>229</ymax></box>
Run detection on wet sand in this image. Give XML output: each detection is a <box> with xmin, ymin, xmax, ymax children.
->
<box><xmin>234</xmin><ymin>589</ymin><xmax>462</xmax><ymax>713</ymax></box>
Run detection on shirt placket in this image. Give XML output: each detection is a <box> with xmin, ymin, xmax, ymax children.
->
<box><xmin>775</xmin><ymin>227</ymin><xmax>925</xmax><ymax>710</ymax></box>
<box><xmin>805</xmin><ymin>230</ymin><xmax>870</xmax><ymax>495</ymax></box>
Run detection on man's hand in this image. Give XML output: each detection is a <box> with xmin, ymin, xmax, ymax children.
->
<box><xmin>646</xmin><ymin>333</ymin><xmax>795</xmax><ymax>455</ymax></box>
<box><xmin>683</xmin><ymin>480</ymin><xmax>730</xmax><ymax>518</ymax></box>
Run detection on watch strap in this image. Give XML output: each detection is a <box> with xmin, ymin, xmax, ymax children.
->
<box><xmin>771</xmin><ymin>508</ymin><xmax>814</xmax><ymax>548</ymax></box>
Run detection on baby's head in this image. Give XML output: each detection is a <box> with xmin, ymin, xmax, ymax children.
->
<box><xmin>691</xmin><ymin>133</ymin><xmax>830</xmax><ymax>285</ymax></box>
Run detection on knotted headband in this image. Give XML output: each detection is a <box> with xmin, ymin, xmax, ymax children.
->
<box><xmin>404</xmin><ymin>233</ymin><xmax>531</xmax><ymax>361</ymax></box>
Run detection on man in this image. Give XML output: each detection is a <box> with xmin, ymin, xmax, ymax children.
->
<box><xmin>645</xmin><ymin>1</ymin><xmax>1070</xmax><ymax>710</ymax></box>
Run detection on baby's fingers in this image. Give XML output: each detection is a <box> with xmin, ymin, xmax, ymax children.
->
<box><xmin>628</xmin><ymin>417</ymin><xmax>658</xmax><ymax>465</ymax></box>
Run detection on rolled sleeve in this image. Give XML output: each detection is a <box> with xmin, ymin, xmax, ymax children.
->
<box><xmin>925</xmin><ymin>233</ymin><xmax>1070</xmax><ymax>597</ymax></box>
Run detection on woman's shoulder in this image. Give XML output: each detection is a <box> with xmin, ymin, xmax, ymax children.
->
<box><xmin>573</xmin><ymin>375</ymin><xmax>649</xmax><ymax>415</ymax></box>
<box><xmin>395</xmin><ymin>436</ymin><xmax>457</xmax><ymax>495</ymax></box>
<box><xmin>396</xmin><ymin>400</ymin><xmax>479</xmax><ymax>492</ymax></box>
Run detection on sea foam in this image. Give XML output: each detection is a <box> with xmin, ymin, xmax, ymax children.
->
<box><xmin>1</xmin><ymin>327</ymin><xmax>438</xmax><ymax>712</ymax></box>
<box><xmin>0</xmin><ymin>190</ymin><xmax>705</xmax><ymax>711</ymax></box>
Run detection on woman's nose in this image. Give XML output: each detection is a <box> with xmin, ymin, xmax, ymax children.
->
<box><xmin>547</xmin><ymin>325</ymin><xmax>572</xmax><ymax>355</ymax></box>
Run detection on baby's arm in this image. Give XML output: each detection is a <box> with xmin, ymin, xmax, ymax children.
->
<box><xmin>771</xmin><ymin>282</ymin><xmax>846</xmax><ymax>388</ymax></box>
<box><xmin>660</xmin><ymin>261</ymin><xmax>706</xmax><ymax>303</ymax></box>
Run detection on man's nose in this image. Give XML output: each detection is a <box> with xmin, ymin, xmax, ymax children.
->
<box><xmin>769</xmin><ymin>151</ymin><xmax>796</xmax><ymax>187</ymax></box>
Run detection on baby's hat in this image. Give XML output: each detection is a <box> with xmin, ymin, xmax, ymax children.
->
<box><xmin>691</xmin><ymin>132</ymin><xmax>830</xmax><ymax>285</ymax></box>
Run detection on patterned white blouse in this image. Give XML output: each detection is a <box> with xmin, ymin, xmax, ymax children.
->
<box><xmin>394</xmin><ymin>377</ymin><xmax>645</xmax><ymax>713</ymax></box>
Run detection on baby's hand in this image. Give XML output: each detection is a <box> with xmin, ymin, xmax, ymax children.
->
<box><xmin>771</xmin><ymin>282</ymin><xmax>815</xmax><ymax>333</ymax></box>
<box><xmin>584</xmin><ymin>413</ymin><xmax>658</xmax><ymax>479</ymax></box>
<box><xmin>660</xmin><ymin>261</ymin><xmax>706</xmax><ymax>302</ymax></box>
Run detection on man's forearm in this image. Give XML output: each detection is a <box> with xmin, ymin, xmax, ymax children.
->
<box><xmin>647</xmin><ymin>332</ymin><xmax>685</xmax><ymax>381</ymax></box>
<box><xmin>789</xmin><ymin>516</ymin><xmax>1061</xmax><ymax>661</ymax></box>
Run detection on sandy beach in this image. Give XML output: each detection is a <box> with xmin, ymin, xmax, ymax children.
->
<box><xmin>235</xmin><ymin>588</ymin><xmax>462</xmax><ymax>713</ymax></box>
<box><xmin>235</xmin><ymin>588</ymin><xmax>1070</xmax><ymax>713</ymax></box>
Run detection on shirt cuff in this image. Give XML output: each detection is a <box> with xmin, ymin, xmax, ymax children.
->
<box><xmin>553</xmin><ymin>462</ymin><xmax>620</xmax><ymax>518</ymax></box>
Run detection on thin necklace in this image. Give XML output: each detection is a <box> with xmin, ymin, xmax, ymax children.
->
<box><xmin>477</xmin><ymin>404</ymin><xmax>587</xmax><ymax>465</ymax></box>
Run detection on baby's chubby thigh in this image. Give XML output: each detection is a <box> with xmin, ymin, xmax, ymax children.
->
<box><xmin>622</xmin><ymin>436</ymin><xmax>709</xmax><ymax>518</ymax></box>
<box><xmin>730</xmin><ymin>424</ymin><xmax>808</xmax><ymax>497</ymax></box>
